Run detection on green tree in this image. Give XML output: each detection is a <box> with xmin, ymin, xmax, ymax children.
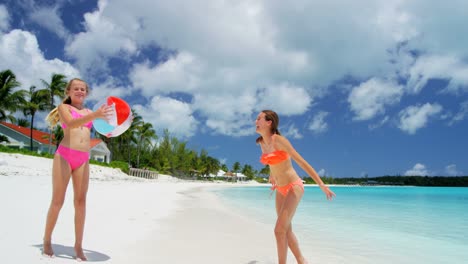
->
<box><xmin>221</xmin><ymin>163</ymin><xmax>229</xmax><ymax>172</ymax></box>
<box><xmin>232</xmin><ymin>161</ymin><xmax>241</xmax><ymax>182</ymax></box>
<box><xmin>232</xmin><ymin>162</ymin><xmax>241</xmax><ymax>174</ymax></box>
<box><xmin>241</xmin><ymin>164</ymin><xmax>255</xmax><ymax>180</ymax></box>
<box><xmin>172</xmin><ymin>139</ymin><xmax>193</xmax><ymax>174</ymax></box>
<box><xmin>41</xmin><ymin>73</ymin><xmax>67</xmax><ymax>110</ymax></box>
<box><xmin>259</xmin><ymin>166</ymin><xmax>270</xmax><ymax>178</ymax></box>
<box><xmin>0</xmin><ymin>69</ymin><xmax>23</xmax><ymax>122</ymax></box>
<box><xmin>122</xmin><ymin>109</ymin><xmax>142</xmax><ymax>166</ymax></box>
<box><xmin>205</xmin><ymin>156</ymin><xmax>220</xmax><ymax>176</ymax></box>
<box><xmin>21</xmin><ymin>85</ymin><xmax>50</xmax><ymax>151</ymax></box>
<box><xmin>135</xmin><ymin>122</ymin><xmax>156</xmax><ymax>168</ymax></box>
<box><xmin>0</xmin><ymin>134</ymin><xmax>9</xmax><ymax>143</ymax></box>
<box><xmin>42</xmin><ymin>73</ymin><xmax>67</xmax><ymax>153</ymax></box>
<box><xmin>16</xmin><ymin>118</ymin><xmax>30</xmax><ymax>128</ymax></box>
<box><xmin>157</xmin><ymin>129</ymin><xmax>172</xmax><ymax>173</ymax></box>
<box><xmin>51</xmin><ymin>125</ymin><xmax>64</xmax><ymax>149</ymax></box>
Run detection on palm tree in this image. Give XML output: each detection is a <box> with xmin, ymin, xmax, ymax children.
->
<box><xmin>241</xmin><ymin>164</ymin><xmax>255</xmax><ymax>180</ymax></box>
<box><xmin>260</xmin><ymin>166</ymin><xmax>270</xmax><ymax>178</ymax></box>
<box><xmin>205</xmin><ymin>156</ymin><xmax>221</xmax><ymax>177</ymax></box>
<box><xmin>232</xmin><ymin>161</ymin><xmax>241</xmax><ymax>182</ymax></box>
<box><xmin>0</xmin><ymin>69</ymin><xmax>23</xmax><ymax>122</ymax></box>
<box><xmin>22</xmin><ymin>85</ymin><xmax>50</xmax><ymax>151</ymax></box>
<box><xmin>51</xmin><ymin>126</ymin><xmax>64</xmax><ymax>149</ymax></box>
<box><xmin>0</xmin><ymin>134</ymin><xmax>9</xmax><ymax>143</ymax></box>
<box><xmin>135</xmin><ymin>122</ymin><xmax>156</xmax><ymax>168</ymax></box>
<box><xmin>123</xmin><ymin>110</ymin><xmax>142</xmax><ymax>166</ymax></box>
<box><xmin>41</xmin><ymin>74</ymin><xmax>67</xmax><ymax>108</ymax></box>
<box><xmin>16</xmin><ymin>118</ymin><xmax>30</xmax><ymax>127</ymax></box>
<box><xmin>42</xmin><ymin>74</ymin><xmax>67</xmax><ymax>153</ymax></box>
<box><xmin>232</xmin><ymin>162</ymin><xmax>241</xmax><ymax>174</ymax></box>
<box><xmin>221</xmin><ymin>164</ymin><xmax>229</xmax><ymax>172</ymax></box>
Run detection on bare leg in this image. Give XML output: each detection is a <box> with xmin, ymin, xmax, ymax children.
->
<box><xmin>287</xmin><ymin>225</ymin><xmax>307</xmax><ymax>263</ymax></box>
<box><xmin>274</xmin><ymin>186</ymin><xmax>304</xmax><ymax>264</ymax></box>
<box><xmin>43</xmin><ymin>154</ymin><xmax>72</xmax><ymax>256</ymax></box>
<box><xmin>71</xmin><ymin>162</ymin><xmax>89</xmax><ymax>261</ymax></box>
<box><xmin>276</xmin><ymin>195</ymin><xmax>302</xmax><ymax>258</ymax></box>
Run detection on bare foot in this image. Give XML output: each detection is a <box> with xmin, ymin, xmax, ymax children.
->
<box><xmin>75</xmin><ymin>246</ymin><xmax>87</xmax><ymax>261</ymax></box>
<box><xmin>42</xmin><ymin>240</ymin><xmax>54</xmax><ymax>257</ymax></box>
<box><xmin>299</xmin><ymin>256</ymin><xmax>308</xmax><ymax>264</ymax></box>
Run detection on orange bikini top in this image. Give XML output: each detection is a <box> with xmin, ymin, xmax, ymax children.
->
<box><xmin>260</xmin><ymin>150</ymin><xmax>289</xmax><ymax>165</ymax></box>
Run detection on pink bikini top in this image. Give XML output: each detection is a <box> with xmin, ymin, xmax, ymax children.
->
<box><xmin>61</xmin><ymin>107</ymin><xmax>92</xmax><ymax>129</ymax></box>
<box><xmin>260</xmin><ymin>150</ymin><xmax>289</xmax><ymax>165</ymax></box>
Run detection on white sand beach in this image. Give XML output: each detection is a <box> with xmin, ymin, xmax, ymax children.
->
<box><xmin>0</xmin><ymin>152</ymin><xmax>285</xmax><ymax>264</ymax></box>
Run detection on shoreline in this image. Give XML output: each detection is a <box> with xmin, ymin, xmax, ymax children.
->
<box><xmin>122</xmin><ymin>185</ymin><xmax>281</xmax><ymax>264</ymax></box>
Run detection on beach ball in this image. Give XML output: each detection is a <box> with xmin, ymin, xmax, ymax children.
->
<box><xmin>93</xmin><ymin>96</ymin><xmax>133</xmax><ymax>137</ymax></box>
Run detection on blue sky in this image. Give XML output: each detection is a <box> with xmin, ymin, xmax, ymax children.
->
<box><xmin>1</xmin><ymin>0</ymin><xmax>467</xmax><ymax>178</ymax></box>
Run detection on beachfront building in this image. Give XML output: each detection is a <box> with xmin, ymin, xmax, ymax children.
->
<box><xmin>208</xmin><ymin>169</ymin><xmax>228</xmax><ymax>180</ymax></box>
<box><xmin>208</xmin><ymin>169</ymin><xmax>247</xmax><ymax>182</ymax></box>
<box><xmin>0</xmin><ymin>121</ymin><xmax>55</xmax><ymax>154</ymax></box>
<box><xmin>89</xmin><ymin>138</ymin><xmax>111</xmax><ymax>163</ymax></box>
<box><xmin>233</xmin><ymin>172</ymin><xmax>247</xmax><ymax>182</ymax></box>
<box><xmin>0</xmin><ymin>121</ymin><xmax>111</xmax><ymax>163</ymax></box>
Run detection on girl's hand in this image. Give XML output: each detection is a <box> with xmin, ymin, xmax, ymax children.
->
<box><xmin>319</xmin><ymin>185</ymin><xmax>336</xmax><ymax>200</ymax></box>
<box><xmin>95</xmin><ymin>104</ymin><xmax>113</xmax><ymax>119</ymax></box>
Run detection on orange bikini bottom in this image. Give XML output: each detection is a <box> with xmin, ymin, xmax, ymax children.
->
<box><xmin>271</xmin><ymin>178</ymin><xmax>304</xmax><ymax>196</ymax></box>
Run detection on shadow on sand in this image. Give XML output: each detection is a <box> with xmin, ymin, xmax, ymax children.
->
<box><xmin>33</xmin><ymin>243</ymin><xmax>111</xmax><ymax>262</ymax></box>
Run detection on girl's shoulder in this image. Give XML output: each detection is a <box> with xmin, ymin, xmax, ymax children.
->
<box><xmin>63</xmin><ymin>104</ymin><xmax>90</xmax><ymax>114</ymax></box>
<box><xmin>272</xmin><ymin>134</ymin><xmax>288</xmax><ymax>143</ymax></box>
<box><xmin>57</xmin><ymin>103</ymin><xmax>71</xmax><ymax>112</ymax></box>
<box><xmin>272</xmin><ymin>134</ymin><xmax>293</xmax><ymax>150</ymax></box>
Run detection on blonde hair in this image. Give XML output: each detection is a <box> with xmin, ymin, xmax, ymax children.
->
<box><xmin>45</xmin><ymin>78</ymin><xmax>89</xmax><ymax>127</ymax></box>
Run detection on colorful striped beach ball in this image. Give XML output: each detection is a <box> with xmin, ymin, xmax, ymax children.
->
<box><xmin>93</xmin><ymin>96</ymin><xmax>133</xmax><ymax>137</ymax></box>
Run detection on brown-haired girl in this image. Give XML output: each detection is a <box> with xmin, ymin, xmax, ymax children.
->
<box><xmin>255</xmin><ymin>109</ymin><xmax>335</xmax><ymax>264</ymax></box>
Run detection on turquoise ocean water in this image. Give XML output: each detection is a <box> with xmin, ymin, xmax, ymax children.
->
<box><xmin>213</xmin><ymin>186</ymin><xmax>468</xmax><ymax>264</ymax></box>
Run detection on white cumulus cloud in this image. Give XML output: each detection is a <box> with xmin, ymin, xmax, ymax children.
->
<box><xmin>449</xmin><ymin>100</ymin><xmax>468</xmax><ymax>126</ymax></box>
<box><xmin>349</xmin><ymin>78</ymin><xmax>404</xmax><ymax>121</ymax></box>
<box><xmin>257</xmin><ymin>83</ymin><xmax>312</xmax><ymax>116</ymax></box>
<box><xmin>404</xmin><ymin>163</ymin><xmax>430</xmax><ymax>176</ymax></box>
<box><xmin>398</xmin><ymin>103</ymin><xmax>442</xmax><ymax>134</ymax></box>
<box><xmin>282</xmin><ymin>124</ymin><xmax>302</xmax><ymax>139</ymax></box>
<box><xmin>6</xmin><ymin>0</ymin><xmax>468</xmax><ymax>138</ymax></box>
<box><xmin>0</xmin><ymin>5</ymin><xmax>9</xmax><ymax>31</ymax></box>
<box><xmin>133</xmin><ymin>96</ymin><xmax>198</xmax><ymax>139</ymax></box>
<box><xmin>317</xmin><ymin>169</ymin><xmax>326</xmax><ymax>177</ymax></box>
<box><xmin>29</xmin><ymin>6</ymin><xmax>69</xmax><ymax>39</ymax></box>
<box><xmin>0</xmin><ymin>29</ymin><xmax>80</xmax><ymax>90</ymax></box>
<box><xmin>445</xmin><ymin>164</ymin><xmax>462</xmax><ymax>177</ymax></box>
<box><xmin>86</xmin><ymin>77</ymin><xmax>133</xmax><ymax>105</ymax></box>
<box><xmin>65</xmin><ymin>0</ymin><xmax>137</xmax><ymax>74</ymax></box>
<box><xmin>308</xmin><ymin>111</ymin><xmax>329</xmax><ymax>134</ymax></box>
<box><xmin>130</xmin><ymin>52</ymin><xmax>202</xmax><ymax>97</ymax></box>
<box><xmin>407</xmin><ymin>55</ymin><xmax>468</xmax><ymax>94</ymax></box>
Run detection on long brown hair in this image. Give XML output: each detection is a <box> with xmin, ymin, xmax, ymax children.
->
<box><xmin>256</xmin><ymin>109</ymin><xmax>281</xmax><ymax>144</ymax></box>
<box><xmin>45</xmin><ymin>78</ymin><xmax>89</xmax><ymax>127</ymax></box>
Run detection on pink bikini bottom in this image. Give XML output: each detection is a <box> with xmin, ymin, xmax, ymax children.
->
<box><xmin>56</xmin><ymin>145</ymin><xmax>89</xmax><ymax>170</ymax></box>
